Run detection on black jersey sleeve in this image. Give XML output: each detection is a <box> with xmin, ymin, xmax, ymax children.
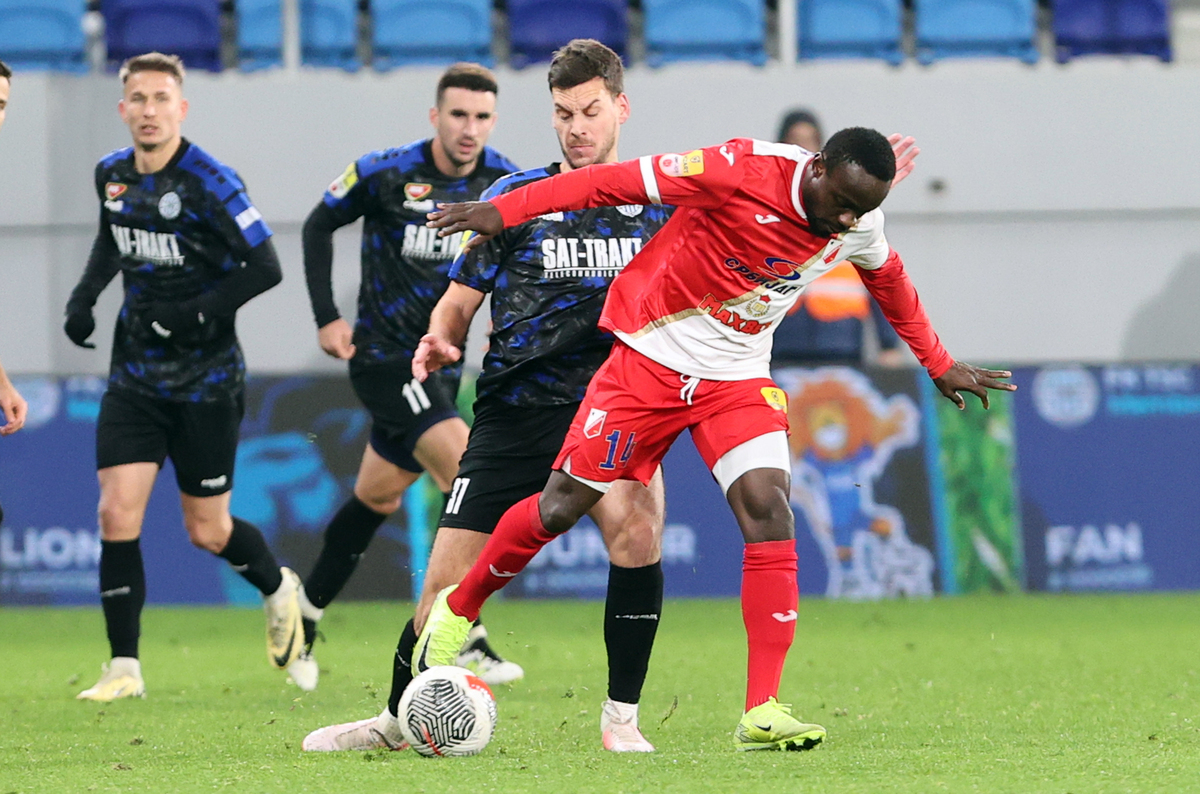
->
<box><xmin>68</xmin><ymin>168</ymin><xmax>123</xmax><ymax>313</ymax></box>
<box><xmin>193</xmin><ymin>238</ymin><xmax>283</xmax><ymax>318</ymax></box>
<box><xmin>302</xmin><ymin>201</ymin><xmax>346</xmax><ymax>327</ymax></box>
<box><xmin>302</xmin><ymin>159</ymin><xmax>375</xmax><ymax>327</ymax></box>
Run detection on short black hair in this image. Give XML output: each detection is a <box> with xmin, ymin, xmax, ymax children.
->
<box><xmin>436</xmin><ymin>62</ymin><xmax>499</xmax><ymax>104</ymax></box>
<box><xmin>822</xmin><ymin>127</ymin><xmax>895</xmax><ymax>184</ymax></box>
<box><xmin>777</xmin><ymin>108</ymin><xmax>821</xmax><ymax>145</ymax></box>
<box><xmin>548</xmin><ymin>39</ymin><xmax>624</xmax><ymax>96</ymax></box>
<box><xmin>0</xmin><ymin>60</ymin><xmax>11</xmax><ymax>80</ymax></box>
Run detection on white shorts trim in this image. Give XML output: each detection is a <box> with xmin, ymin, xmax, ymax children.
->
<box><xmin>710</xmin><ymin>431</ymin><xmax>790</xmax><ymax>495</ymax></box>
<box><xmin>560</xmin><ymin>455</ymin><xmax>614</xmax><ymax>494</ymax></box>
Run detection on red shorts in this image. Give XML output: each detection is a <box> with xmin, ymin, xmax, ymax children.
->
<box><xmin>554</xmin><ymin>342</ymin><xmax>790</xmax><ymax>485</ymax></box>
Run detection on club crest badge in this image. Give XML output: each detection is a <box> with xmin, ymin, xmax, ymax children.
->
<box><xmin>158</xmin><ymin>191</ymin><xmax>181</xmax><ymax>220</ymax></box>
<box><xmin>583</xmin><ymin>408</ymin><xmax>607</xmax><ymax>439</ymax></box>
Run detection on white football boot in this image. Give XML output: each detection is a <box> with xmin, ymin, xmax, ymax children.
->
<box><xmin>286</xmin><ymin>588</ymin><xmax>322</xmax><ymax>692</ymax></box>
<box><xmin>601</xmin><ymin>699</ymin><xmax>655</xmax><ymax>752</ymax></box>
<box><xmin>77</xmin><ymin>657</ymin><xmax>145</xmax><ymax>702</ymax></box>
<box><xmin>456</xmin><ymin>622</ymin><xmax>524</xmax><ymax>686</ymax></box>
<box><xmin>265</xmin><ymin>567</ymin><xmax>303</xmax><ymax>669</ymax></box>
<box><xmin>302</xmin><ymin>708</ymin><xmax>409</xmax><ymax>752</ymax></box>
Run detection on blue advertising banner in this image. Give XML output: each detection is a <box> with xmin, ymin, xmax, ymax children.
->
<box><xmin>1014</xmin><ymin>364</ymin><xmax>1200</xmax><ymax>593</ymax></box>
<box><xmin>0</xmin><ymin>376</ymin><xmax>422</xmax><ymax>606</ymax></box>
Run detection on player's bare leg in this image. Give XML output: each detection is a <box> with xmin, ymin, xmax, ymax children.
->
<box><xmin>589</xmin><ymin>471</ymin><xmax>665</xmax><ymax>752</ymax></box>
<box><xmin>181</xmin><ymin>489</ymin><xmax>303</xmax><ymax>671</ymax></box>
<box><xmin>78</xmin><ymin>463</ymin><xmax>157</xmax><ymax>701</ymax></box>
<box><xmin>726</xmin><ymin>465</ymin><xmax>825</xmax><ymax>751</ymax></box>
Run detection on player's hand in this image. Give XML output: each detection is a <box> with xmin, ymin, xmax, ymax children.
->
<box><xmin>426</xmin><ymin>201</ymin><xmax>504</xmax><ymax>250</ymax></box>
<box><xmin>0</xmin><ymin>378</ymin><xmax>28</xmax><ymax>436</ymax></box>
<box><xmin>317</xmin><ymin>318</ymin><xmax>357</xmax><ymax>360</ymax></box>
<box><xmin>412</xmin><ymin>333</ymin><xmax>461</xmax><ymax>382</ymax></box>
<box><xmin>143</xmin><ymin>301</ymin><xmax>206</xmax><ymax>340</ymax></box>
<box><xmin>888</xmin><ymin>134</ymin><xmax>920</xmax><ymax>188</ymax></box>
<box><xmin>63</xmin><ymin>307</ymin><xmax>97</xmax><ymax>349</ymax></box>
<box><xmin>932</xmin><ymin>361</ymin><xmax>1017</xmax><ymax>410</ymax></box>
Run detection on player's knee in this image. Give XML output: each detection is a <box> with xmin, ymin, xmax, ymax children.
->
<box><xmin>538</xmin><ymin>496</ymin><xmax>585</xmax><ymax>534</ymax></box>
<box><xmin>607</xmin><ymin>527</ymin><xmax>661</xmax><ymax>568</ymax></box>
<box><xmin>353</xmin><ymin>484</ymin><xmax>401</xmax><ymax>515</ymax></box>
<box><xmin>733</xmin><ymin>486</ymin><xmax>794</xmax><ymax>543</ymax></box>
<box><xmin>184</xmin><ymin>516</ymin><xmax>230</xmax><ymax>553</ymax></box>
<box><xmin>97</xmin><ymin>499</ymin><xmax>139</xmax><ymax>539</ymax></box>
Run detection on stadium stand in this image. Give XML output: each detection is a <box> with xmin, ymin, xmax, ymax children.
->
<box><xmin>102</xmin><ymin>0</ymin><xmax>223</xmax><ymax>70</ymax></box>
<box><xmin>372</xmin><ymin>0</ymin><xmax>493</xmax><ymax>69</ymax></box>
<box><xmin>0</xmin><ymin>0</ymin><xmax>88</xmax><ymax>70</ymax></box>
<box><xmin>299</xmin><ymin>0</ymin><xmax>360</xmax><ymax>69</ymax></box>
<box><xmin>237</xmin><ymin>0</ymin><xmax>283</xmax><ymax>70</ymax></box>
<box><xmin>797</xmin><ymin>0</ymin><xmax>904</xmax><ymax>64</ymax></box>
<box><xmin>914</xmin><ymin>0</ymin><xmax>1040</xmax><ymax>63</ymax></box>
<box><xmin>506</xmin><ymin>0</ymin><xmax>628</xmax><ymax>67</ymax></box>
<box><xmin>643</xmin><ymin>0</ymin><xmax>767</xmax><ymax>65</ymax></box>
<box><xmin>1053</xmin><ymin>0</ymin><xmax>1172</xmax><ymax>61</ymax></box>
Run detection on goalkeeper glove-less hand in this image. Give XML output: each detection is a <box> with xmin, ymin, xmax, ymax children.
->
<box><xmin>64</xmin><ymin>307</ymin><xmax>97</xmax><ymax>349</ymax></box>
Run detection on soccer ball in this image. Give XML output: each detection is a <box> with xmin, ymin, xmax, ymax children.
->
<box><xmin>398</xmin><ymin>665</ymin><xmax>497</xmax><ymax>757</ymax></box>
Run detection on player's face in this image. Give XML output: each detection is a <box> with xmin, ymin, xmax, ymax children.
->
<box><xmin>431</xmin><ymin>87</ymin><xmax>497</xmax><ymax>170</ymax></box>
<box><xmin>119</xmin><ymin>70</ymin><xmax>187</xmax><ymax>151</ymax></box>
<box><xmin>802</xmin><ymin>159</ymin><xmax>890</xmax><ymax>237</ymax></box>
<box><xmin>0</xmin><ymin>77</ymin><xmax>9</xmax><ymax>133</ymax></box>
<box><xmin>551</xmin><ymin>77</ymin><xmax>630</xmax><ymax>171</ymax></box>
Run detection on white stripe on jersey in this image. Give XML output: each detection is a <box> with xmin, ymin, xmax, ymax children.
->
<box><xmin>639</xmin><ymin>156</ymin><xmax>662</xmax><ymax>205</ymax></box>
<box><xmin>750</xmin><ymin>139</ymin><xmax>810</xmax><ymax>221</ymax></box>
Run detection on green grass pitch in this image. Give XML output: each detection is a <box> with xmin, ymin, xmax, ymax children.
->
<box><xmin>2</xmin><ymin>594</ymin><xmax>1198</xmax><ymax>793</ymax></box>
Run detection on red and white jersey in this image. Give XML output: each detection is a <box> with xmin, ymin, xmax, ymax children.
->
<box><xmin>489</xmin><ymin>138</ymin><xmax>952</xmax><ymax>381</ymax></box>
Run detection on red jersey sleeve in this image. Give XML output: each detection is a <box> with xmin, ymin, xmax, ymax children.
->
<box><xmin>489</xmin><ymin>140</ymin><xmax>749</xmax><ymax>226</ymax></box>
<box><xmin>856</xmin><ymin>249</ymin><xmax>955</xmax><ymax>379</ymax></box>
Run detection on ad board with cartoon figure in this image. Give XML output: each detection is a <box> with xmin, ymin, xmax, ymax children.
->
<box><xmin>775</xmin><ymin>366</ymin><xmax>938</xmax><ymax>599</ymax></box>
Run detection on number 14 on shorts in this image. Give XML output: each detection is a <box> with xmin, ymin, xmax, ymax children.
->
<box><xmin>598</xmin><ymin>430</ymin><xmax>637</xmax><ymax>471</ymax></box>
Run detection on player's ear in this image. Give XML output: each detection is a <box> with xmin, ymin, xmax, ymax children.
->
<box><xmin>428</xmin><ymin>105</ymin><xmax>438</xmax><ymax>128</ymax></box>
<box><xmin>179</xmin><ymin>97</ymin><xmax>188</xmax><ymax>121</ymax></box>
<box><xmin>615</xmin><ymin>92</ymin><xmax>631</xmax><ymax>124</ymax></box>
<box><xmin>118</xmin><ymin>98</ymin><xmax>126</xmax><ymax>120</ymax></box>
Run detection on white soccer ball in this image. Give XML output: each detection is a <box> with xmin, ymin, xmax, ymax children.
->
<box><xmin>398</xmin><ymin>665</ymin><xmax>497</xmax><ymax>757</ymax></box>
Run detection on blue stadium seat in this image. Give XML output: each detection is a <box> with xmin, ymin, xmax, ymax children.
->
<box><xmin>103</xmin><ymin>0</ymin><xmax>223</xmax><ymax>71</ymax></box>
<box><xmin>237</xmin><ymin>0</ymin><xmax>282</xmax><ymax>70</ymax></box>
<box><xmin>372</xmin><ymin>0</ymin><xmax>492</xmax><ymax>69</ymax></box>
<box><xmin>1053</xmin><ymin>0</ymin><xmax>1170</xmax><ymax>62</ymax></box>
<box><xmin>0</xmin><ymin>0</ymin><xmax>87</xmax><ymax>70</ymax></box>
<box><xmin>914</xmin><ymin>0</ymin><xmax>1039</xmax><ymax>63</ymax></box>
<box><xmin>300</xmin><ymin>0</ymin><xmax>359</xmax><ymax>69</ymax></box>
<box><xmin>506</xmin><ymin>0</ymin><xmax>627</xmax><ymax>68</ymax></box>
<box><xmin>643</xmin><ymin>0</ymin><xmax>765</xmax><ymax>66</ymax></box>
<box><xmin>798</xmin><ymin>0</ymin><xmax>902</xmax><ymax>63</ymax></box>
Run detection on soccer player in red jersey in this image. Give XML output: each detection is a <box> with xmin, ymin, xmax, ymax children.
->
<box><xmin>415</xmin><ymin>128</ymin><xmax>1015</xmax><ymax>750</ymax></box>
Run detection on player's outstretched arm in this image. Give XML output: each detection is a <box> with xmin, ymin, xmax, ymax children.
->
<box><xmin>413</xmin><ymin>282</ymin><xmax>486</xmax><ymax>382</ymax></box>
<box><xmin>0</xmin><ymin>360</ymin><xmax>28</xmax><ymax>436</ymax></box>
<box><xmin>933</xmin><ymin>362</ymin><xmax>1017</xmax><ymax>410</ymax></box>
<box><xmin>425</xmin><ymin>202</ymin><xmax>504</xmax><ymax>252</ymax></box>
<box><xmin>887</xmin><ymin>134</ymin><xmax>920</xmax><ymax>188</ymax></box>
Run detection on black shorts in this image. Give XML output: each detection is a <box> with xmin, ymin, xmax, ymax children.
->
<box><xmin>95</xmin><ymin>387</ymin><xmax>244</xmax><ymax>497</ymax></box>
<box><xmin>350</xmin><ymin>358</ymin><xmax>462</xmax><ymax>474</ymax></box>
<box><xmin>439</xmin><ymin>398</ymin><xmax>580</xmax><ymax>534</ymax></box>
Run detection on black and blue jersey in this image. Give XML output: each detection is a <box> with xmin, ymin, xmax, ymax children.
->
<box><xmin>451</xmin><ymin>164</ymin><xmax>674</xmax><ymax>407</ymax></box>
<box><xmin>79</xmin><ymin>139</ymin><xmax>275</xmax><ymax>402</ymax></box>
<box><xmin>307</xmin><ymin>139</ymin><xmax>518</xmax><ymax>373</ymax></box>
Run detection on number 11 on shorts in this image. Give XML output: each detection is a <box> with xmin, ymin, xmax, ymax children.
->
<box><xmin>598</xmin><ymin>430</ymin><xmax>636</xmax><ymax>471</ymax></box>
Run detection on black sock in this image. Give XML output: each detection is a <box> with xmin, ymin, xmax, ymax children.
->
<box><xmin>218</xmin><ymin>518</ymin><xmax>283</xmax><ymax>595</ymax></box>
<box><xmin>605</xmin><ymin>561</ymin><xmax>664</xmax><ymax>704</ymax></box>
<box><xmin>304</xmin><ymin>496</ymin><xmax>387</xmax><ymax>610</ymax></box>
<box><xmin>100</xmin><ymin>539</ymin><xmax>146</xmax><ymax>659</ymax></box>
<box><xmin>387</xmin><ymin>618</ymin><xmax>418</xmax><ymax>717</ymax></box>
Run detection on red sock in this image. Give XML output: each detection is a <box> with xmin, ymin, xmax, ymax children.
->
<box><xmin>741</xmin><ymin>539</ymin><xmax>799</xmax><ymax>711</ymax></box>
<box><xmin>447</xmin><ymin>494</ymin><xmax>557</xmax><ymax>621</ymax></box>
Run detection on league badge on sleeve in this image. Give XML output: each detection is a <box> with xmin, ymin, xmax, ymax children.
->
<box><xmin>328</xmin><ymin>162</ymin><xmax>359</xmax><ymax>199</ymax></box>
<box><xmin>657</xmin><ymin>150</ymin><xmax>705</xmax><ymax>178</ymax></box>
